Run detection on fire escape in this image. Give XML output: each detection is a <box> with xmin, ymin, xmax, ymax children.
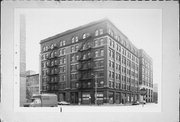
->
<box><xmin>78</xmin><ymin>35</ymin><xmax>94</xmax><ymax>90</ymax></box>
<box><xmin>46</xmin><ymin>44</ymin><xmax>59</xmax><ymax>93</ymax></box>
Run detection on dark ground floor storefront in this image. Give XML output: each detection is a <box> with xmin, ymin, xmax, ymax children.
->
<box><xmin>55</xmin><ymin>89</ymin><xmax>140</xmax><ymax>105</ymax></box>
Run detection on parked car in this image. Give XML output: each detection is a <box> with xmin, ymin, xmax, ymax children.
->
<box><xmin>132</xmin><ymin>101</ymin><xmax>140</xmax><ymax>105</ymax></box>
<box><xmin>58</xmin><ymin>101</ymin><xmax>70</xmax><ymax>105</ymax></box>
<box><xmin>140</xmin><ymin>100</ymin><xmax>146</xmax><ymax>104</ymax></box>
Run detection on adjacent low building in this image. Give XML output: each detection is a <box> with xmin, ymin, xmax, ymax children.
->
<box><xmin>153</xmin><ymin>83</ymin><xmax>158</xmax><ymax>103</ymax></box>
<box><xmin>40</xmin><ymin>19</ymin><xmax>153</xmax><ymax>104</ymax></box>
<box><xmin>139</xmin><ymin>49</ymin><xmax>153</xmax><ymax>102</ymax></box>
<box><xmin>26</xmin><ymin>73</ymin><xmax>40</xmax><ymax>99</ymax></box>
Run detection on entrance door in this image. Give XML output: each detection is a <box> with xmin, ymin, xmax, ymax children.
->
<box><xmin>71</xmin><ymin>92</ymin><xmax>78</xmax><ymax>104</ymax></box>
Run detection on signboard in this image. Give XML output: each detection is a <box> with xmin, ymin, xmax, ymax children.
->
<box><xmin>139</xmin><ymin>88</ymin><xmax>147</xmax><ymax>96</ymax></box>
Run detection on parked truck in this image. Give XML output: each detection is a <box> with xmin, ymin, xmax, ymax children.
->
<box><xmin>24</xmin><ymin>94</ymin><xmax>58</xmax><ymax>107</ymax></box>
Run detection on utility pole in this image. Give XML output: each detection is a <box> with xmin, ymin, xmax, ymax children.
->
<box><xmin>91</xmin><ymin>73</ymin><xmax>97</xmax><ymax>105</ymax></box>
<box><xmin>95</xmin><ymin>74</ymin><xmax>97</xmax><ymax>105</ymax></box>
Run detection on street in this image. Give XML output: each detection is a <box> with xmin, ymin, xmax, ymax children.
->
<box><xmin>58</xmin><ymin>103</ymin><xmax>160</xmax><ymax>112</ymax></box>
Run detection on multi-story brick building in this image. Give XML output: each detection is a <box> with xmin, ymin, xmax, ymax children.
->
<box><xmin>139</xmin><ymin>49</ymin><xmax>153</xmax><ymax>102</ymax></box>
<box><xmin>26</xmin><ymin>73</ymin><xmax>40</xmax><ymax>99</ymax></box>
<box><xmin>40</xmin><ymin>19</ymin><xmax>153</xmax><ymax>104</ymax></box>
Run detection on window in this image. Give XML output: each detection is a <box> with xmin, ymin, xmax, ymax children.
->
<box><xmin>43</xmin><ymin>46</ymin><xmax>46</xmax><ymax>52</ymax></box>
<box><xmin>45</xmin><ymin>46</ymin><xmax>49</xmax><ymax>51</ymax></box>
<box><xmin>59</xmin><ymin>41</ymin><xmax>63</xmax><ymax>47</ymax></box>
<box><xmin>116</xmin><ymin>44</ymin><xmax>119</xmax><ymax>51</ymax></box>
<box><xmin>82</xmin><ymin>54</ymin><xmax>86</xmax><ymax>60</ymax></box>
<box><xmin>109</xmin><ymin>71</ymin><xmax>111</xmax><ymax>78</ymax></box>
<box><xmin>75</xmin><ymin>45</ymin><xmax>79</xmax><ymax>51</ymax></box>
<box><xmin>50</xmin><ymin>44</ymin><xmax>54</xmax><ymax>49</ymax></box>
<box><xmin>71</xmin><ymin>55</ymin><xmax>75</xmax><ymax>62</ymax></box>
<box><xmin>59</xmin><ymin>48</ymin><xmax>65</xmax><ymax>56</ymax></box>
<box><xmin>99</xmin><ymin>29</ymin><xmax>103</xmax><ymax>35</ymax></box>
<box><xmin>95</xmin><ymin>30</ymin><xmax>99</xmax><ymax>36</ymax></box>
<box><xmin>71</xmin><ymin>73</ymin><xmax>78</xmax><ymax>80</ymax></box>
<box><xmin>63</xmin><ymin>58</ymin><xmax>66</xmax><ymax>64</ymax></box>
<box><xmin>76</xmin><ymin>54</ymin><xmax>79</xmax><ymax>61</ymax></box>
<box><xmin>75</xmin><ymin>36</ymin><xmax>78</xmax><ymax>42</ymax></box>
<box><xmin>100</xmin><ymin>38</ymin><xmax>104</xmax><ymax>45</ymax></box>
<box><xmin>94</xmin><ymin>61</ymin><xmax>99</xmax><ymax>67</ymax></box>
<box><xmin>100</xmin><ymin>49</ymin><xmax>104</xmax><ymax>56</ymax></box>
<box><xmin>116</xmin><ymin>63</ymin><xmax>118</xmax><ymax>70</ymax></box>
<box><xmin>71</xmin><ymin>46</ymin><xmax>75</xmax><ymax>52</ymax></box>
<box><xmin>122</xmin><ymin>56</ymin><xmax>126</xmax><ymax>65</ymax></box>
<box><xmin>94</xmin><ymin>39</ymin><xmax>98</xmax><ymax>47</ymax></box>
<box><xmin>62</xmin><ymin>75</ymin><xmax>66</xmax><ymax>81</ymax></box>
<box><xmin>99</xmin><ymin>60</ymin><xmax>104</xmax><ymax>67</ymax></box>
<box><xmin>83</xmin><ymin>33</ymin><xmax>86</xmax><ymax>39</ymax></box>
<box><xmin>109</xmin><ymin>49</ymin><xmax>111</xmax><ymax>57</ymax></box>
<box><xmin>109</xmin><ymin>60</ymin><xmax>111</xmax><ymax>67</ymax></box>
<box><xmin>63</xmin><ymin>40</ymin><xmax>66</xmax><ymax>46</ymax></box>
<box><xmin>112</xmin><ymin>50</ymin><xmax>115</xmax><ymax>58</ymax></box>
<box><xmin>95</xmin><ymin>50</ymin><xmax>99</xmax><ymax>57</ymax></box>
<box><xmin>72</xmin><ymin>37</ymin><xmax>75</xmax><ymax>43</ymax></box>
<box><xmin>109</xmin><ymin>38</ymin><xmax>114</xmax><ymax>47</ymax></box>
<box><xmin>112</xmin><ymin>62</ymin><xmax>115</xmax><ymax>68</ymax></box>
<box><xmin>51</xmin><ymin>60</ymin><xmax>54</xmax><ymax>66</ymax></box>
<box><xmin>112</xmin><ymin>72</ymin><xmax>115</xmax><ymax>78</ymax></box>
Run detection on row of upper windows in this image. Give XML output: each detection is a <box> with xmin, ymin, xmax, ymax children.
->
<box><xmin>70</xmin><ymin>60</ymin><xmax>104</xmax><ymax>71</ymax></box>
<box><xmin>108</xmin><ymin>47</ymin><xmax>139</xmax><ymax>64</ymax></box>
<box><xmin>108</xmin><ymin>58</ymin><xmax>138</xmax><ymax>71</ymax></box>
<box><xmin>108</xmin><ymin>28</ymin><xmax>138</xmax><ymax>56</ymax></box>
<box><xmin>41</xmin><ymin>48</ymin><xmax>66</xmax><ymax>60</ymax></box>
<box><xmin>42</xmin><ymin>66</ymin><xmax>66</xmax><ymax>76</ymax></box>
<box><xmin>71</xmin><ymin>37</ymin><xmax>105</xmax><ymax>53</ymax></box>
<box><xmin>109</xmin><ymin>70</ymin><xmax>138</xmax><ymax>79</ymax></box>
<box><xmin>42</xmin><ymin>28</ymin><xmax>104</xmax><ymax>52</ymax></box>
<box><xmin>70</xmin><ymin>49</ymin><xmax>104</xmax><ymax>62</ymax></box>
<box><xmin>42</xmin><ymin>57</ymin><xmax>66</xmax><ymax>68</ymax></box>
<box><xmin>108</xmin><ymin>81</ymin><xmax>138</xmax><ymax>90</ymax></box>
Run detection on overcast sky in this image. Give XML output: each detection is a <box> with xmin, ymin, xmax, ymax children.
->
<box><xmin>24</xmin><ymin>9</ymin><xmax>162</xmax><ymax>84</ymax></box>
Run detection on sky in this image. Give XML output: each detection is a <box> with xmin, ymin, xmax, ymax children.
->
<box><xmin>24</xmin><ymin>9</ymin><xmax>162</xmax><ymax>84</ymax></box>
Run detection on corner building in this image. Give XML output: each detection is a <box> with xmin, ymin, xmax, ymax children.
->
<box><xmin>40</xmin><ymin>19</ymin><xmax>152</xmax><ymax>104</ymax></box>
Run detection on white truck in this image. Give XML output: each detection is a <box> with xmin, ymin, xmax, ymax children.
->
<box><xmin>24</xmin><ymin>94</ymin><xmax>58</xmax><ymax>107</ymax></box>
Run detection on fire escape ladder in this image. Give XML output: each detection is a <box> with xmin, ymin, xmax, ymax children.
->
<box><xmin>77</xmin><ymin>36</ymin><xmax>94</xmax><ymax>89</ymax></box>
